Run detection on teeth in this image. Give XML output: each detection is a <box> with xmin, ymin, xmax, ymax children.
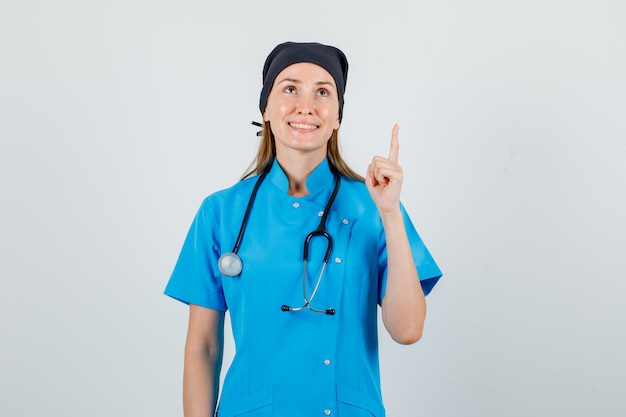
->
<box><xmin>290</xmin><ymin>122</ymin><xmax>317</xmax><ymax>130</ymax></box>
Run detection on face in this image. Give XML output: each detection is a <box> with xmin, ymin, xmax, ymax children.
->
<box><xmin>263</xmin><ymin>62</ymin><xmax>341</xmax><ymax>159</ymax></box>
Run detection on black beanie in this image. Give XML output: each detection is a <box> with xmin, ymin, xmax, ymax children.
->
<box><xmin>259</xmin><ymin>42</ymin><xmax>349</xmax><ymax>121</ymax></box>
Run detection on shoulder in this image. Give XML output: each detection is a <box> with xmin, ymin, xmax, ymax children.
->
<box><xmin>335</xmin><ymin>176</ymin><xmax>377</xmax><ymax>217</ymax></box>
<box><xmin>198</xmin><ymin>177</ymin><xmax>259</xmax><ymax>216</ymax></box>
<box><xmin>338</xmin><ymin>176</ymin><xmax>369</xmax><ymax>200</ymax></box>
<box><xmin>335</xmin><ymin>176</ymin><xmax>414</xmax><ymax>225</ymax></box>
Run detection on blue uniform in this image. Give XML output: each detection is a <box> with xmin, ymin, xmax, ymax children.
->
<box><xmin>165</xmin><ymin>158</ymin><xmax>442</xmax><ymax>417</ymax></box>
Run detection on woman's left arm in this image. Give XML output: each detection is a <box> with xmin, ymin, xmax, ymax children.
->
<box><xmin>366</xmin><ymin>124</ymin><xmax>426</xmax><ymax>345</ymax></box>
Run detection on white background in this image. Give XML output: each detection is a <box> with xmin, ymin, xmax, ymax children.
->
<box><xmin>1</xmin><ymin>1</ymin><xmax>625</xmax><ymax>416</ymax></box>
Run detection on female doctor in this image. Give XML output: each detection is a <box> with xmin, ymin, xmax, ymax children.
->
<box><xmin>165</xmin><ymin>42</ymin><xmax>442</xmax><ymax>417</ymax></box>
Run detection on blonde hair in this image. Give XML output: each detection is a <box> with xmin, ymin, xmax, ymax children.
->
<box><xmin>242</xmin><ymin>122</ymin><xmax>364</xmax><ymax>182</ymax></box>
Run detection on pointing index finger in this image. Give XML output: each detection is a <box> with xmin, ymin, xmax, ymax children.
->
<box><xmin>388</xmin><ymin>123</ymin><xmax>400</xmax><ymax>163</ymax></box>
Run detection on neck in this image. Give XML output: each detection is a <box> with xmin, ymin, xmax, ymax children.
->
<box><xmin>275</xmin><ymin>150</ymin><xmax>326</xmax><ymax>197</ymax></box>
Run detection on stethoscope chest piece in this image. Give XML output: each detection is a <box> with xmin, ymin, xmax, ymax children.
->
<box><xmin>218</xmin><ymin>252</ymin><xmax>243</xmax><ymax>277</ymax></box>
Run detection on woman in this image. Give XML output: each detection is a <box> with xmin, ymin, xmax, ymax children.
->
<box><xmin>165</xmin><ymin>41</ymin><xmax>442</xmax><ymax>417</ymax></box>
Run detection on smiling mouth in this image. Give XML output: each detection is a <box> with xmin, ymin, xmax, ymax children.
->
<box><xmin>289</xmin><ymin>122</ymin><xmax>318</xmax><ymax>130</ymax></box>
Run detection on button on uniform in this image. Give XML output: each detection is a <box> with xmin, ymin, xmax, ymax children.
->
<box><xmin>293</xmin><ymin>202</ymin><xmax>300</xmax><ymax>208</ymax></box>
<box><xmin>323</xmin><ymin>409</ymin><xmax>332</xmax><ymax>416</ymax></box>
<box><xmin>323</xmin><ymin>359</ymin><xmax>331</xmax><ymax>366</ymax></box>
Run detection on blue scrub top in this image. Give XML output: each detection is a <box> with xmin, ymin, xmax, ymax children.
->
<box><xmin>165</xmin><ymin>158</ymin><xmax>442</xmax><ymax>417</ymax></box>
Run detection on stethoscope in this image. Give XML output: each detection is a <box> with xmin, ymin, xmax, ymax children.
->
<box><xmin>218</xmin><ymin>169</ymin><xmax>341</xmax><ymax>315</ymax></box>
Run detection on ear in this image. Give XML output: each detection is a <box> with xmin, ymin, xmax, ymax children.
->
<box><xmin>333</xmin><ymin>117</ymin><xmax>340</xmax><ymax>130</ymax></box>
<box><xmin>263</xmin><ymin>110</ymin><xmax>269</xmax><ymax>122</ymax></box>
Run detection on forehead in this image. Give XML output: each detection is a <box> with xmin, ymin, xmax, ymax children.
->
<box><xmin>273</xmin><ymin>62</ymin><xmax>337</xmax><ymax>87</ymax></box>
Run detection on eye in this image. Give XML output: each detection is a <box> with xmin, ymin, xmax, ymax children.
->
<box><xmin>317</xmin><ymin>89</ymin><xmax>329</xmax><ymax>97</ymax></box>
<box><xmin>284</xmin><ymin>86</ymin><xmax>297</xmax><ymax>94</ymax></box>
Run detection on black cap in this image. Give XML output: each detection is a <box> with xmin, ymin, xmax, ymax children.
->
<box><xmin>259</xmin><ymin>42</ymin><xmax>349</xmax><ymax>121</ymax></box>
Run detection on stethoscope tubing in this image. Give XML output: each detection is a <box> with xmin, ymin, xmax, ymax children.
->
<box><xmin>217</xmin><ymin>171</ymin><xmax>268</xmax><ymax>276</ymax></box>
<box><xmin>219</xmin><ymin>168</ymin><xmax>341</xmax><ymax>315</ymax></box>
<box><xmin>232</xmin><ymin>171</ymin><xmax>269</xmax><ymax>255</ymax></box>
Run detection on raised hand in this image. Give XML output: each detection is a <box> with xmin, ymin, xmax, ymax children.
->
<box><xmin>365</xmin><ymin>123</ymin><xmax>404</xmax><ymax>215</ymax></box>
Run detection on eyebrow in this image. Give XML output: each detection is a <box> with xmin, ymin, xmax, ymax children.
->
<box><xmin>276</xmin><ymin>78</ymin><xmax>335</xmax><ymax>87</ymax></box>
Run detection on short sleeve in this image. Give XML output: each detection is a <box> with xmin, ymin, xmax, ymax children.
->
<box><xmin>164</xmin><ymin>199</ymin><xmax>228</xmax><ymax>311</ymax></box>
<box><xmin>378</xmin><ymin>203</ymin><xmax>442</xmax><ymax>304</ymax></box>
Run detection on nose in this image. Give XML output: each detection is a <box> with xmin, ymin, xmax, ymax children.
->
<box><xmin>297</xmin><ymin>93</ymin><xmax>314</xmax><ymax>115</ymax></box>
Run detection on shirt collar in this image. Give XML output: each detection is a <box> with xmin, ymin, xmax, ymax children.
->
<box><xmin>268</xmin><ymin>158</ymin><xmax>335</xmax><ymax>196</ymax></box>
